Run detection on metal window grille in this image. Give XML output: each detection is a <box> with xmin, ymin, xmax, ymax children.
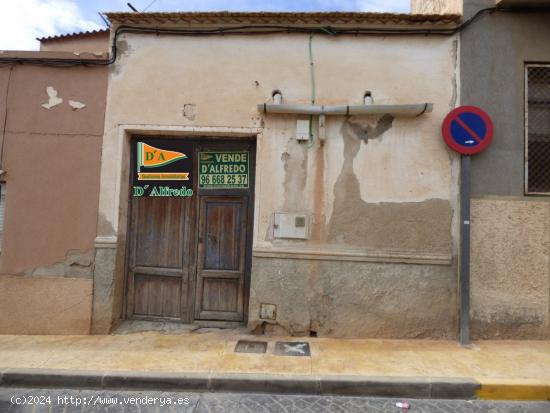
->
<box><xmin>526</xmin><ymin>65</ymin><xmax>550</xmax><ymax>194</ymax></box>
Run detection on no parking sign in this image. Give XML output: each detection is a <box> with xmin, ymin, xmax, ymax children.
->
<box><xmin>442</xmin><ymin>106</ymin><xmax>493</xmax><ymax>155</ymax></box>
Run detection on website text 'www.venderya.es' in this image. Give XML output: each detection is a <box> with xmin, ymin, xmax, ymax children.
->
<box><xmin>10</xmin><ymin>394</ymin><xmax>190</xmax><ymax>408</ymax></box>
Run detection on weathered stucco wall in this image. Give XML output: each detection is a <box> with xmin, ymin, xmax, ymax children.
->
<box><xmin>250</xmin><ymin>258</ymin><xmax>457</xmax><ymax>338</ymax></box>
<box><xmin>462</xmin><ymin>1</ymin><xmax>550</xmax><ymax>338</ymax></box>
<box><xmin>0</xmin><ymin>57</ymin><xmax>107</xmax><ymax>334</ymax></box>
<box><xmin>97</xmin><ymin>32</ymin><xmax>460</xmax><ymax>337</ymax></box>
<box><xmin>471</xmin><ymin>198</ymin><xmax>550</xmax><ymax>338</ymax></box>
<box><xmin>0</xmin><ymin>275</ymin><xmax>93</xmax><ymax>334</ymax></box>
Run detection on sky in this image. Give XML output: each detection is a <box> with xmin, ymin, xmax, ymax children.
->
<box><xmin>0</xmin><ymin>0</ymin><xmax>410</xmax><ymax>51</ymax></box>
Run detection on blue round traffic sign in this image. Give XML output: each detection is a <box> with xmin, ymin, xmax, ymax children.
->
<box><xmin>442</xmin><ymin>106</ymin><xmax>493</xmax><ymax>155</ymax></box>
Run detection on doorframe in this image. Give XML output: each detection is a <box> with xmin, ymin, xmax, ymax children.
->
<box><xmin>91</xmin><ymin>124</ymin><xmax>262</xmax><ymax>333</ymax></box>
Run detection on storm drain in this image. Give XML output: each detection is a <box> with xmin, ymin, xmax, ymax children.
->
<box><xmin>234</xmin><ymin>340</ymin><xmax>268</xmax><ymax>354</ymax></box>
<box><xmin>274</xmin><ymin>341</ymin><xmax>311</xmax><ymax>357</ymax></box>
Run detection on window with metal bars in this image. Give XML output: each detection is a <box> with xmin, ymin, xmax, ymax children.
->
<box><xmin>526</xmin><ymin>64</ymin><xmax>550</xmax><ymax>194</ymax></box>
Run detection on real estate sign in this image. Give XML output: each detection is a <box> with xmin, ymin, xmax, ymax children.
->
<box><xmin>198</xmin><ymin>151</ymin><xmax>249</xmax><ymax>189</ymax></box>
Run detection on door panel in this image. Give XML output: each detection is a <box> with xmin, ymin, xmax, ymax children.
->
<box><xmin>195</xmin><ymin>196</ymin><xmax>247</xmax><ymax>321</ymax></box>
<box><xmin>201</xmin><ymin>278</ymin><xmax>239</xmax><ymax>312</ymax></box>
<box><xmin>204</xmin><ymin>201</ymin><xmax>241</xmax><ymax>271</ymax></box>
<box><xmin>133</xmin><ymin>273</ymin><xmax>181</xmax><ymax>318</ymax></box>
<box><xmin>127</xmin><ymin>195</ymin><xmax>193</xmax><ymax>321</ymax></box>
<box><xmin>134</xmin><ymin>197</ymin><xmax>185</xmax><ymax>269</ymax></box>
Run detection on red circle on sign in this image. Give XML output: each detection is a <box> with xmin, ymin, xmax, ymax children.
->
<box><xmin>442</xmin><ymin>105</ymin><xmax>493</xmax><ymax>155</ymax></box>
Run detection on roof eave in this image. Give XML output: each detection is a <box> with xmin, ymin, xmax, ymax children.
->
<box><xmin>104</xmin><ymin>11</ymin><xmax>462</xmax><ymax>28</ymax></box>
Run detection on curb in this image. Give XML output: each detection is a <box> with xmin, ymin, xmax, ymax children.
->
<box><xmin>476</xmin><ymin>380</ymin><xmax>550</xmax><ymax>401</ymax></box>
<box><xmin>0</xmin><ymin>368</ymin><xmax>484</xmax><ymax>399</ymax></box>
<box><xmin>2</xmin><ymin>368</ymin><xmax>549</xmax><ymax>400</ymax></box>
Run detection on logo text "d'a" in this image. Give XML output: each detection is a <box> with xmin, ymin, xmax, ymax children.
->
<box><xmin>138</xmin><ymin>142</ymin><xmax>187</xmax><ymax>169</ymax></box>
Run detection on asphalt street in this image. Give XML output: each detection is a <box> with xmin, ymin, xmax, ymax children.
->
<box><xmin>1</xmin><ymin>388</ymin><xmax>549</xmax><ymax>413</ymax></box>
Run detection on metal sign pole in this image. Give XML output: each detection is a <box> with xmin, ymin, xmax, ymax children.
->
<box><xmin>442</xmin><ymin>105</ymin><xmax>493</xmax><ymax>345</ymax></box>
<box><xmin>460</xmin><ymin>155</ymin><xmax>471</xmax><ymax>345</ymax></box>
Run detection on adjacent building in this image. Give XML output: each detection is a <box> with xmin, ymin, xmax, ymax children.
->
<box><xmin>461</xmin><ymin>0</ymin><xmax>550</xmax><ymax>338</ymax></box>
<box><xmin>0</xmin><ymin>36</ymin><xmax>108</xmax><ymax>333</ymax></box>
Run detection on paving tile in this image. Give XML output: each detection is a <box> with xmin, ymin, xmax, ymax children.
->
<box><xmin>237</xmin><ymin>394</ymin><xmax>294</xmax><ymax>413</ymax></box>
<box><xmin>195</xmin><ymin>393</ymin><xmax>241</xmax><ymax>413</ymax></box>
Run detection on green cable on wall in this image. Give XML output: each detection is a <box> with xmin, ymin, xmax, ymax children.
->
<box><xmin>308</xmin><ymin>33</ymin><xmax>316</xmax><ymax>147</ymax></box>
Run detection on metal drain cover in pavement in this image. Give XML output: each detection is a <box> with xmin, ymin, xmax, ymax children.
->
<box><xmin>234</xmin><ymin>340</ymin><xmax>268</xmax><ymax>354</ymax></box>
<box><xmin>274</xmin><ymin>341</ymin><xmax>311</xmax><ymax>357</ymax></box>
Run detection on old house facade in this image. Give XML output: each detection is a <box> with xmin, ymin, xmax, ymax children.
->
<box><xmin>91</xmin><ymin>11</ymin><xmax>462</xmax><ymax>338</ymax></box>
<box><xmin>0</xmin><ymin>1</ymin><xmax>547</xmax><ymax>340</ymax></box>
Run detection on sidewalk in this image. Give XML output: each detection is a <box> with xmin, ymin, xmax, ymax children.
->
<box><xmin>0</xmin><ymin>329</ymin><xmax>549</xmax><ymax>401</ymax></box>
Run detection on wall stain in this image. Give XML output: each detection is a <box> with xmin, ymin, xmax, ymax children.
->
<box><xmin>280</xmin><ymin>151</ymin><xmax>290</xmax><ymax>170</ymax></box>
<box><xmin>311</xmin><ymin>143</ymin><xmax>326</xmax><ymax>241</ymax></box>
<box><xmin>282</xmin><ymin>137</ymin><xmax>308</xmax><ymax>211</ymax></box>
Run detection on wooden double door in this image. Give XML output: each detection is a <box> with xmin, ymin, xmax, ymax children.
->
<box><xmin>125</xmin><ymin>139</ymin><xmax>255</xmax><ymax>324</ymax></box>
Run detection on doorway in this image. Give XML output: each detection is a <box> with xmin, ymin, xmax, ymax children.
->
<box><xmin>124</xmin><ymin>138</ymin><xmax>255</xmax><ymax>325</ymax></box>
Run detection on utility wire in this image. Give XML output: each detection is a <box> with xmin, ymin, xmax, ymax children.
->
<box><xmin>142</xmin><ymin>0</ymin><xmax>158</xmax><ymax>12</ymax></box>
<box><xmin>308</xmin><ymin>33</ymin><xmax>316</xmax><ymax>147</ymax></box>
<box><xmin>0</xmin><ymin>65</ymin><xmax>14</xmax><ymax>170</ymax></box>
<box><xmin>0</xmin><ymin>6</ymin><xmax>545</xmax><ymax>67</ymax></box>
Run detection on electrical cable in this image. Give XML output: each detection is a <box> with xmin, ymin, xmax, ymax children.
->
<box><xmin>142</xmin><ymin>0</ymin><xmax>158</xmax><ymax>12</ymax></box>
<box><xmin>0</xmin><ymin>65</ymin><xmax>14</xmax><ymax>170</ymax></box>
<box><xmin>0</xmin><ymin>6</ymin><xmax>546</xmax><ymax>68</ymax></box>
<box><xmin>308</xmin><ymin>33</ymin><xmax>316</xmax><ymax>147</ymax></box>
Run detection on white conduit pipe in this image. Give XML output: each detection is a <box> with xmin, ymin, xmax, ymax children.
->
<box><xmin>258</xmin><ymin>103</ymin><xmax>433</xmax><ymax>116</ymax></box>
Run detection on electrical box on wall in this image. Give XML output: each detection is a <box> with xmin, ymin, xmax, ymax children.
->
<box><xmin>295</xmin><ymin>119</ymin><xmax>311</xmax><ymax>141</ymax></box>
<box><xmin>273</xmin><ymin>213</ymin><xmax>309</xmax><ymax>239</ymax></box>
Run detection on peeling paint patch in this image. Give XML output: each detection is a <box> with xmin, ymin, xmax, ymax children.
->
<box><xmin>450</xmin><ymin>39</ymin><xmax>458</xmax><ymax>109</ymax></box>
<box><xmin>97</xmin><ymin>213</ymin><xmax>116</xmax><ymax>237</ymax></box>
<box><xmin>24</xmin><ymin>249</ymin><xmax>94</xmax><ymax>279</ymax></box>
<box><xmin>327</xmin><ymin>118</ymin><xmax>451</xmax><ymax>253</ymax></box>
<box><xmin>182</xmin><ymin>104</ymin><xmax>197</xmax><ymax>120</ymax></box>
<box><xmin>250</xmin><ymin>320</ymin><xmax>291</xmax><ymax>336</ymax></box>
<box><xmin>346</xmin><ymin>114</ymin><xmax>394</xmax><ymax>144</ymax></box>
<box><xmin>69</xmin><ymin>100</ymin><xmax>86</xmax><ymax>110</ymax></box>
<box><xmin>41</xmin><ymin>86</ymin><xmax>63</xmax><ymax>109</ymax></box>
